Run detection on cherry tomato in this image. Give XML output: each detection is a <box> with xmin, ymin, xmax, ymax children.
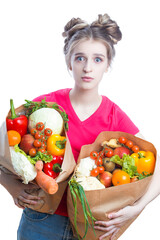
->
<box><xmin>36</xmin><ymin>122</ymin><xmax>45</xmax><ymax>131</ymax></box>
<box><xmin>99</xmin><ymin>150</ymin><xmax>105</xmax><ymax>158</ymax></box>
<box><xmin>125</xmin><ymin>140</ymin><xmax>134</xmax><ymax>148</ymax></box>
<box><xmin>33</xmin><ymin>139</ymin><xmax>42</xmax><ymax>148</ymax></box>
<box><xmin>95</xmin><ymin>156</ymin><xmax>103</xmax><ymax>166</ymax></box>
<box><xmin>41</xmin><ymin>142</ymin><xmax>47</xmax><ymax>149</ymax></box>
<box><xmin>90</xmin><ymin>167</ymin><xmax>99</xmax><ymax>177</ymax></box>
<box><xmin>29</xmin><ymin>148</ymin><xmax>37</xmax><ymax>157</ymax></box>
<box><xmin>38</xmin><ymin>148</ymin><xmax>46</xmax><ymax>153</ymax></box>
<box><xmin>30</xmin><ymin>128</ymin><xmax>38</xmax><ymax>136</ymax></box>
<box><xmin>34</xmin><ymin>131</ymin><xmax>42</xmax><ymax>139</ymax></box>
<box><xmin>98</xmin><ymin>166</ymin><xmax>105</xmax><ymax>174</ymax></box>
<box><xmin>118</xmin><ymin>136</ymin><xmax>127</xmax><ymax>144</ymax></box>
<box><xmin>90</xmin><ymin>151</ymin><xmax>98</xmax><ymax>160</ymax></box>
<box><xmin>44</xmin><ymin>128</ymin><xmax>53</xmax><ymax>136</ymax></box>
<box><xmin>104</xmin><ymin>148</ymin><xmax>114</xmax><ymax>158</ymax></box>
<box><xmin>132</xmin><ymin>145</ymin><xmax>140</xmax><ymax>153</ymax></box>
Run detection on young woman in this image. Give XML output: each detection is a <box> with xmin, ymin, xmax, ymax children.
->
<box><xmin>0</xmin><ymin>13</ymin><xmax>160</xmax><ymax>240</ymax></box>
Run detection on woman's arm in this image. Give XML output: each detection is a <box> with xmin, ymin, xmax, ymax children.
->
<box><xmin>94</xmin><ymin>132</ymin><xmax>160</xmax><ymax>240</ymax></box>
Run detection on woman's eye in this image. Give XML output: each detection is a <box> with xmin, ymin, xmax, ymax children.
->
<box><xmin>95</xmin><ymin>57</ymin><xmax>102</xmax><ymax>63</ymax></box>
<box><xmin>76</xmin><ymin>56</ymin><xmax>85</xmax><ymax>62</ymax></box>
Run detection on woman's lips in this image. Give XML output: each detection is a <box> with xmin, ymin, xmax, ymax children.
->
<box><xmin>82</xmin><ymin>76</ymin><xmax>94</xmax><ymax>82</ymax></box>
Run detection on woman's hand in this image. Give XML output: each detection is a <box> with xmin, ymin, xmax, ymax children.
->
<box><xmin>94</xmin><ymin>204</ymin><xmax>141</xmax><ymax>240</ymax></box>
<box><xmin>0</xmin><ymin>169</ymin><xmax>41</xmax><ymax>209</ymax></box>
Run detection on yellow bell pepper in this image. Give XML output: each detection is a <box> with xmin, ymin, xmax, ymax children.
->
<box><xmin>47</xmin><ymin>134</ymin><xmax>66</xmax><ymax>156</ymax></box>
<box><xmin>131</xmin><ymin>151</ymin><xmax>155</xmax><ymax>174</ymax></box>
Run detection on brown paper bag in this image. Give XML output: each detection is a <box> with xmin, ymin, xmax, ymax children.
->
<box><xmin>67</xmin><ymin>131</ymin><xmax>157</xmax><ymax>240</ymax></box>
<box><xmin>0</xmin><ymin>102</ymin><xmax>76</xmax><ymax>214</ymax></box>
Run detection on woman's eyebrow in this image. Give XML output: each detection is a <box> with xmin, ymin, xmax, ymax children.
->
<box><xmin>74</xmin><ymin>53</ymin><xmax>105</xmax><ymax>57</ymax></box>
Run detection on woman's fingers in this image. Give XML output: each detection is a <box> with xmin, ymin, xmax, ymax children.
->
<box><xmin>98</xmin><ymin>227</ymin><xmax>120</xmax><ymax>240</ymax></box>
<box><xmin>14</xmin><ymin>198</ymin><xmax>25</xmax><ymax>209</ymax></box>
<box><xmin>18</xmin><ymin>195</ymin><xmax>39</xmax><ymax>205</ymax></box>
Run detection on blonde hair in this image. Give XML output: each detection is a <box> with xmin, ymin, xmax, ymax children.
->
<box><xmin>62</xmin><ymin>14</ymin><xmax>122</xmax><ymax>68</ymax></box>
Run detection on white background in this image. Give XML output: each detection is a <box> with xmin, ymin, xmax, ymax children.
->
<box><xmin>0</xmin><ymin>0</ymin><xmax>160</xmax><ymax>239</ymax></box>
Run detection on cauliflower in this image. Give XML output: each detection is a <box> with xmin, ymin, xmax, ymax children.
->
<box><xmin>74</xmin><ymin>157</ymin><xmax>105</xmax><ymax>190</ymax></box>
<box><xmin>10</xmin><ymin>147</ymin><xmax>37</xmax><ymax>184</ymax></box>
<box><xmin>76</xmin><ymin>157</ymin><xmax>97</xmax><ymax>177</ymax></box>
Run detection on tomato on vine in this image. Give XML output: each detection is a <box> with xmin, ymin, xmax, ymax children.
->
<box><xmin>36</xmin><ymin>122</ymin><xmax>45</xmax><ymax>131</ymax></box>
<box><xmin>95</xmin><ymin>156</ymin><xmax>103</xmax><ymax>166</ymax></box>
<box><xmin>118</xmin><ymin>136</ymin><xmax>127</xmax><ymax>144</ymax></box>
<box><xmin>90</xmin><ymin>151</ymin><xmax>98</xmax><ymax>160</ymax></box>
<box><xmin>90</xmin><ymin>167</ymin><xmax>99</xmax><ymax>177</ymax></box>
<box><xmin>44</xmin><ymin>128</ymin><xmax>53</xmax><ymax>136</ymax></box>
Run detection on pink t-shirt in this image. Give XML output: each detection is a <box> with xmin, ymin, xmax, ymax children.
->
<box><xmin>33</xmin><ymin>88</ymin><xmax>139</xmax><ymax>216</ymax></box>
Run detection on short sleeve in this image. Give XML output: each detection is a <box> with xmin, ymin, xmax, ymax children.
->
<box><xmin>113</xmin><ymin>104</ymin><xmax>139</xmax><ymax>135</ymax></box>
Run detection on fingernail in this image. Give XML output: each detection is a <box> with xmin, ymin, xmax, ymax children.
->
<box><xmin>108</xmin><ymin>214</ymin><xmax>112</xmax><ymax>219</ymax></box>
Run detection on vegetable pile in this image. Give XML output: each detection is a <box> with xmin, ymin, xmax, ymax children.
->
<box><xmin>6</xmin><ymin>98</ymin><xmax>68</xmax><ymax>194</ymax></box>
<box><xmin>74</xmin><ymin>136</ymin><xmax>156</xmax><ymax>190</ymax></box>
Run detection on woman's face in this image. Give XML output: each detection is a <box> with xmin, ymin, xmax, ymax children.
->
<box><xmin>70</xmin><ymin>39</ymin><xmax>109</xmax><ymax>90</ymax></box>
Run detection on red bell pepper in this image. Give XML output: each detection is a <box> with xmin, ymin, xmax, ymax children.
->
<box><xmin>43</xmin><ymin>155</ymin><xmax>63</xmax><ymax>179</ymax></box>
<box><xmin>6</xmin><ymin>99</ymin><xmax>28</xmax><ymax>137</ymax></box>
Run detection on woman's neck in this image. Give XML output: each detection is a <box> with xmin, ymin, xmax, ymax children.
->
<box><xmin>69</xmin><ymin>86</ymin><xmax>102</xmax><ymax>106</ymax></box>
<box><xmin>69</xmin><ymin>86</ymin><xmax>102</xmax><ymax>121</ymax></box>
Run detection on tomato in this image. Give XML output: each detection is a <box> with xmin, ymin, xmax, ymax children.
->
<box><xmin>7</xmin><ymin>130</ymin><xmax>21</xmax><ymax>146</ymax></box>
<box><xmin>90</xmin><ymin>151</ymin><xmax>98</xmax><ymax>160</ymax></box>
<box><xmin>132</xmin><ymin>145</ymin><xmax>140</xmax><ymax>153</ymax></box>
<box><xmin>98</xmin><ymin>166</ymin><xmax>105</xmax><ymax>174</ymax></box>
<box><xmin>41</xmin><ymin>142</ymin><xmax>47</xmax><ymax>149</ymax></box>
<box><xmin>34</xmin><ymin>131</ymin><xmax>42</xmax><ymax>140</ymax></box>
<box><xmin>99</xmin><ymin>150</ymin><xmax>105</xmax><ymax>158</ymax></box>
<box><xmin>36</xmin><ymin>122</ymin><xmax>44</xmax><ymax>131</ymax></box>
<box><xmin>44</xmin><ymin>128</ymin><xmax>53</xmax><ymax>136</ymax></box>
<box><xmin>112</xmin><ymin>170</ymin><xmax>130</xmax><ymax>186</ymax></box>
<box><xmin>125</xmin><ymin>140</ymin><xmax>134</xmax><ymax>148</ymax></box>
<box><xmin>29</xmin><ymin>148</ymin><xmax>37</xmax><ymax>157</ymax></box>
<box><xmin>33</xmin><ymin>139</ymin><xmax>42</xmax><ymax>148</ymax></box>
<box><xmin>90</xmin><ymin>167</ymin><xmax>99</xmax><ymax>177</ymax></box>
<box><xmin>118</xmin><ymin>136</ymin><xmax>127</xmax><ymax>144</ymax></box>
<box><xmin>38</xmin><ymin>148</ymin><xmax>46</xmax><ymax>153</ymax></box>
<box><xmin>95</xmin><ymin>156</ymin><xmax>103</xmax><ymax>166</ymax></box>
<box><xmin>104</xmin><ymin>148</ymin><xmax>114</xmax><ymax>158</ymax></box>
<box><xmin>30</xmin><ymin>128</ymin><xmax>38</xmax><ymax>136</ymax></box>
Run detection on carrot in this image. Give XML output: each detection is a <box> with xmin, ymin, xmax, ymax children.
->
<box><xmin>35</xmin><ymin>160</ymin><xmax>58</xmax><ymax>194</ymax></box>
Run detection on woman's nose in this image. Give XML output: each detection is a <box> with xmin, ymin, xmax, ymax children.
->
<box><xmin>83</xmin><ymin>60</ymin><xmax>92</xmax><ymax>73</ymax></box>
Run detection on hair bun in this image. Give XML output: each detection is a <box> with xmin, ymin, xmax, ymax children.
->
<box><xmin>91</xmin><ymin>14</ymin><xmax>122</xmax><ymax>44</ymax></box>
<box><xmin>62</xmin><ymin>18</ymin><xmax>88</xmax><ymax>38</ymax></box>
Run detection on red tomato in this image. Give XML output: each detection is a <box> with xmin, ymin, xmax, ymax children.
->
<box><xmin>29</xmin><ymin>148</ymin><xmax>37</xmax><ymax>157</ymax></box>
<box><xmin>132</xmin><ymin>145</ymin><xmax>140</xmax><ymax>153</ymax></box>
<box><xmin>90</xmin><ymin>167</ymin><xmax>99</xmax><ymax>177</ymax></box>
<box><xmin>98</xmin><ymin>166</ymin><xmax>105</xmax><ymax>173</ymax></box>
<box><xmin>38</xmin><ymin>148</ymin><xmax>46</xmax><ymax>153</ymax></box>
<box><xmin>33</xmin><ymin>139</ymin><xmax>42</xmax><ymax>148</ymax></box>
<box><xmin>30</xmin><ymin>128</ymin><xmax>38</xmax><ymax>136</ymax></box>
<box><xmin>104</xmin><ymin>148</ymin><xmax>114</xmax><ymax>158</ymax></box>
<box><xmin>125</xmin><ymin>140</ymin><xmax>134</xmax><ymax>148</ymax></box>
<box><xmin>36</xmin><ymin>122</ymin><xmax>45</xmax><ymax>131</ymax></box>
<box><xmin>35</xmin><ymin>131</ymin><xmax>42</xmax><ymax>139</ymax></box>
<box><xmin>90</xmin><ymin>151</ymin><xmax>98</xmax><ymax>160</ymax></box>
<box><xmin>44</xmin><ymin>128</ymin><xmax>53</xmax><ymax>136</ymax></box>
<box><xmin>118</xmin><ymin>136</ymin><xmax>127</xmax><ymax>144</ymax></box>
<box><xmin>95</xmin><ymin>156</ymin><xmax>103</xmax><ymax>166</ymax></box>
